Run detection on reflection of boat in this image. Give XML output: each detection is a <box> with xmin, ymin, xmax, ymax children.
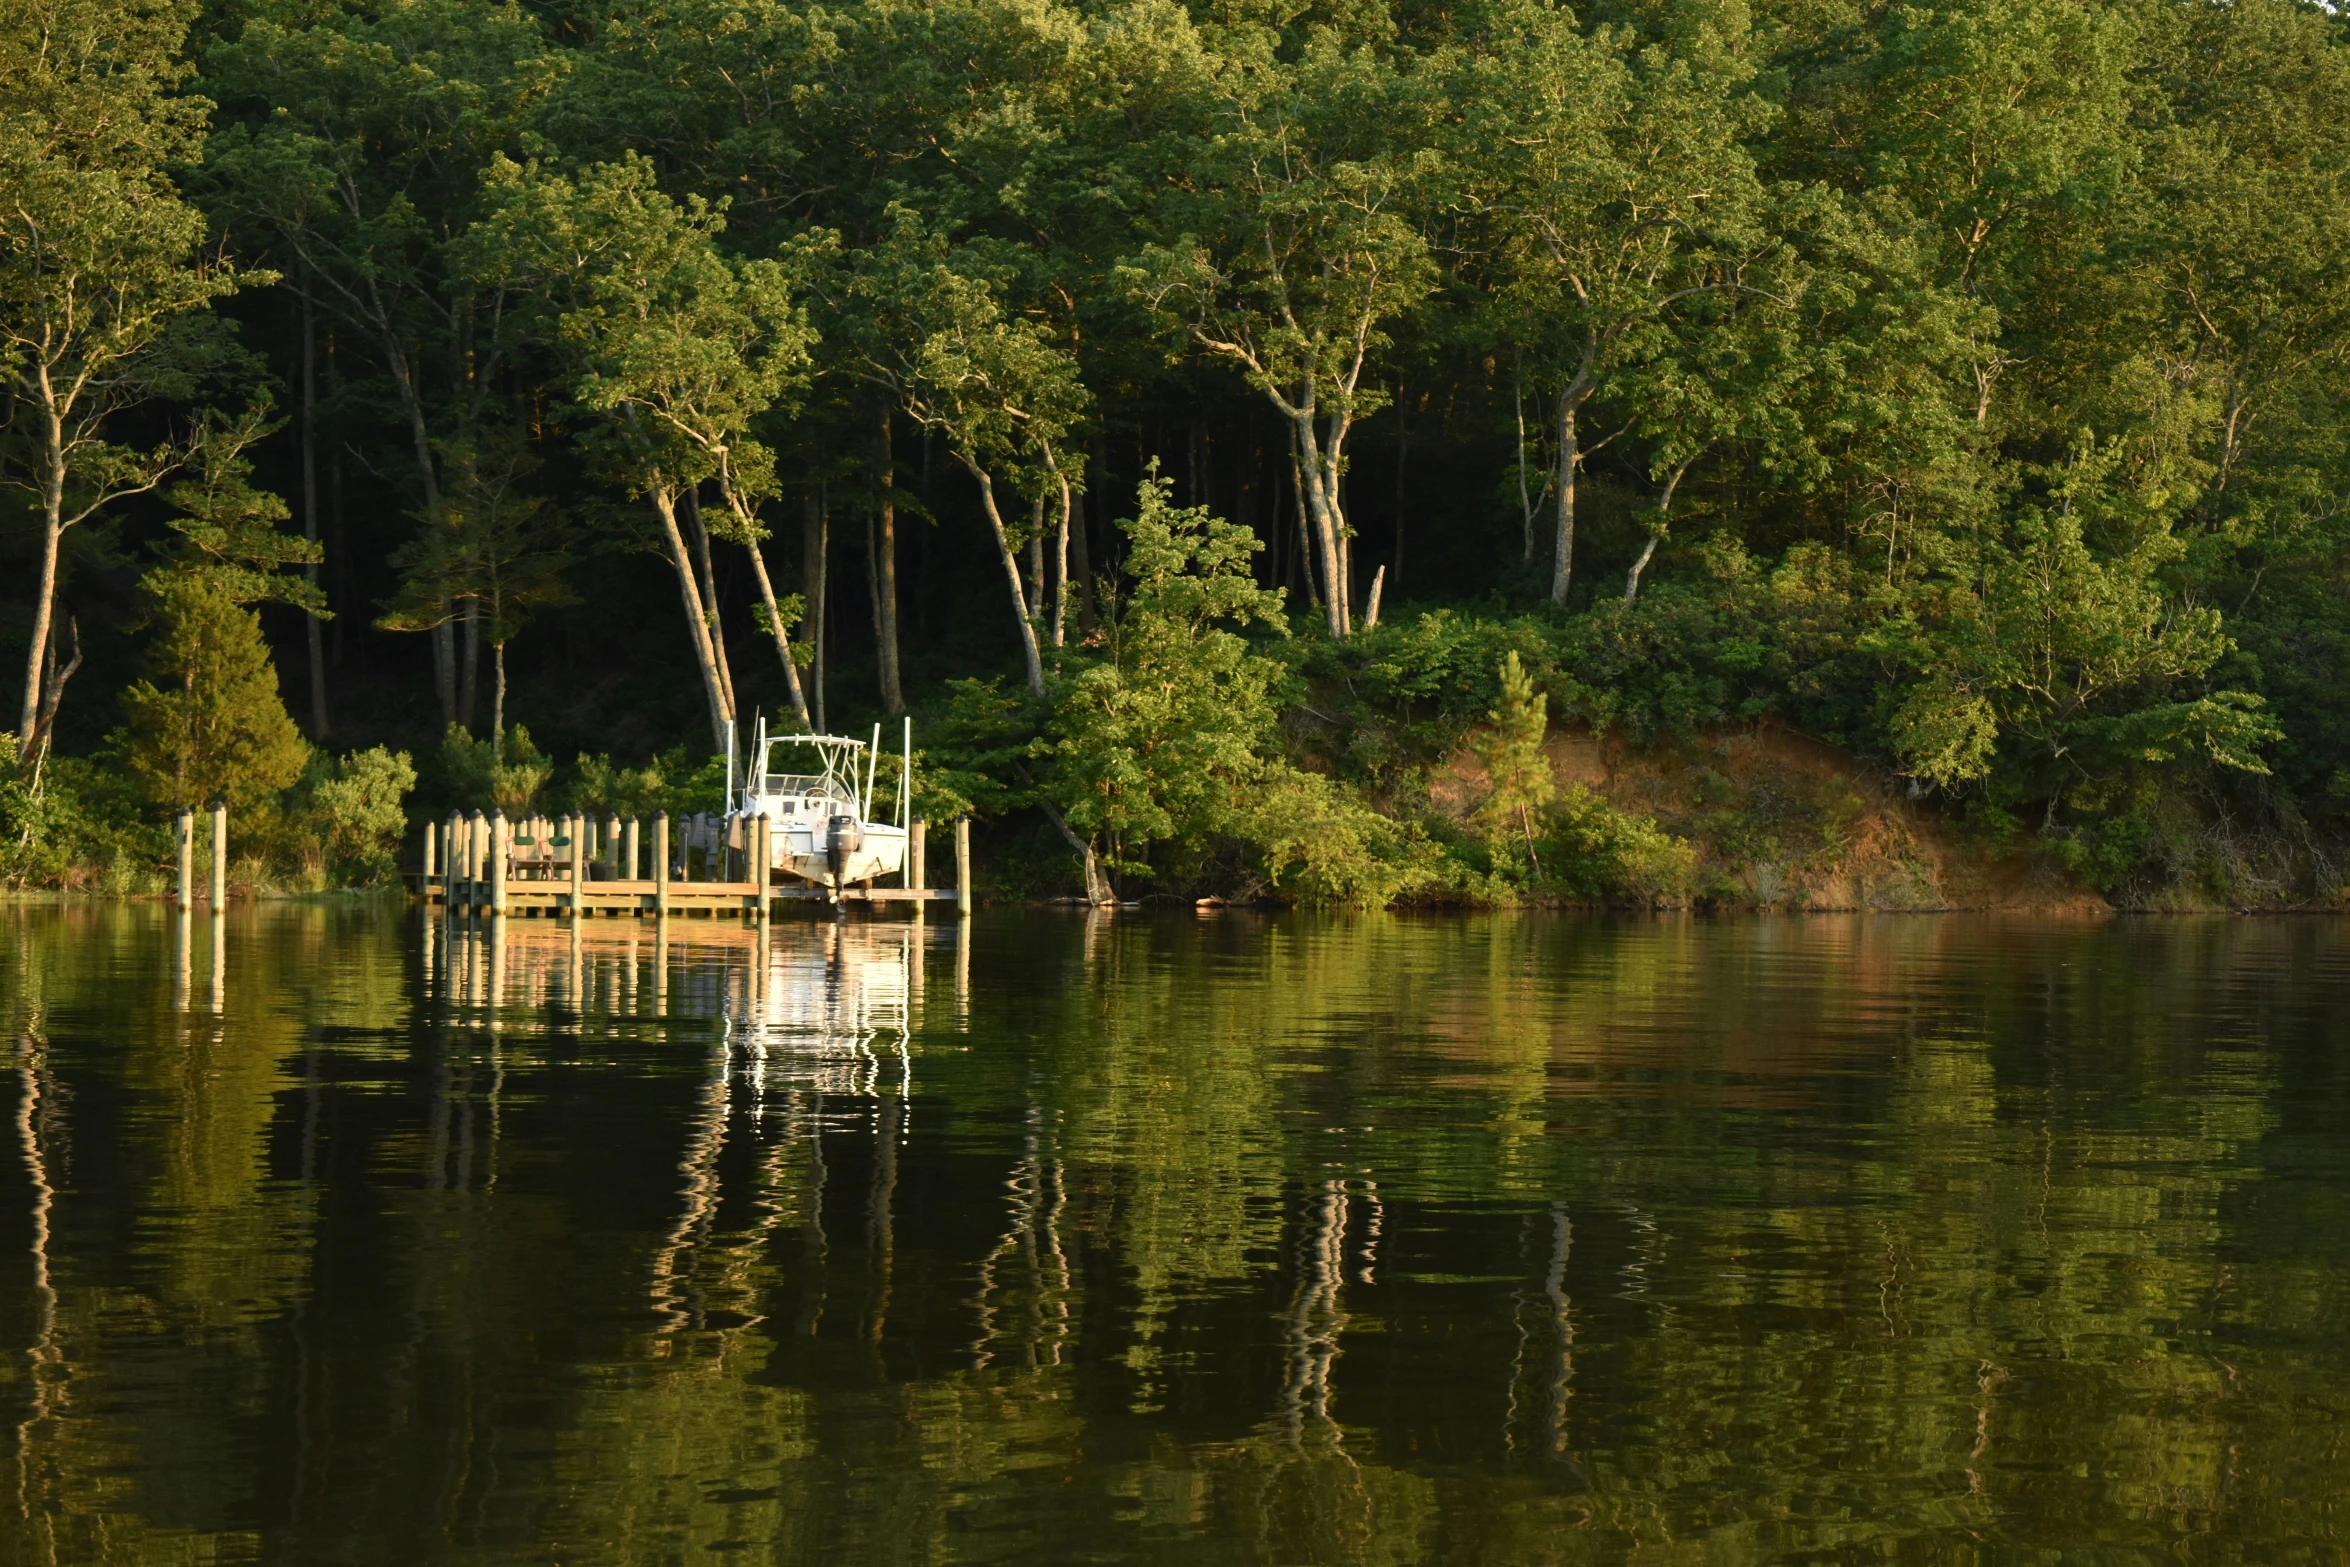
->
<box><xmin>429</xmin><ymin>918</ymin><xmax>924</xmax><ymax>1061</ymax></box>
<box><xmin>727</xmin><ymin>922</ymin><xmax>917</xmax><ymax>1104</ymax></box>
<box><xmin>739</xmin><ymin>723</ymin><xmax>908</xmax><ymax>892</ymax></box>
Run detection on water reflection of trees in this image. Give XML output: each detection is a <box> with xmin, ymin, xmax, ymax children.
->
<box><xmin>2</xmin><ymin>908</ymin><xmax>2347</xmax><ymax>1560</ymax></box>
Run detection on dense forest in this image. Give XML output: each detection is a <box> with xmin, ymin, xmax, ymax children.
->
<box><xmin>3</xmin><ymin>0</ymin><xmax>2348</xmax><ymax>903</ymax></box>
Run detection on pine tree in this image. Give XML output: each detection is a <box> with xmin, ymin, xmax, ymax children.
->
<box><xmin>118</xmin><ymin>573</ymin><xmax>307</xmax><ymax>813</ymax></box>
<box><xmin>1473</xmin><ymin>652</ymin><xmax>1555</xmax><ymax>880</ymax></box>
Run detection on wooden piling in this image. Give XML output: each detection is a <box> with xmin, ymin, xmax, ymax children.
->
<box><xmin>175</xmin><ymin>809</ymin><xmax>193</xmax><ymax>912</ymax></box>
<box><xmin>210</xmin><ymin>800</ymin><xmax>228</xmax><ymax>905</ymax></box>
<box><xmin>910</xmin><ymin>817</ymin><xmax>927</xmax><ymax>890</ymax></box>
<box><xmin>490</xmin><ymin>810</ymin><xmax>508</xmax><ymax>918</ymax></box>
<box><xmin>956</xmin><ymin>816</ymin><xmax>972</xmax><ymax>915</ymax></box>
<box><xmin>569</xmin><ymin>810</ymin><xmax>586</xmax><ymax>914</ymax></box>
<box><xmin>625</xmin><ymin>817</ymin><xmax>641</xmax><ymax>881</ymax></box>
<box><xmin>654</xmin><ymin>813</ymin><xmax>671</xmax><ymax>916</ymax></box>
<box><xmin>752</xmin><ymin>814</ymin><xmax>770</xmax><ymax>924</ymax></box>
<box><xmin>422</xmin><ymin>819</ymin><xmax>437</xmax><ymax>887</ymax></box>
<box><xmin>606</xmin><ymin>813</ymin><xmax>622</xmax><ymax>879</ymax></box>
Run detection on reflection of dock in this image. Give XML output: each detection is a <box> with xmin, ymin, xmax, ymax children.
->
<box><xmin>423</xmin><ymin>910</ymin><xmax>969</xmax><ymax>1037</ymax></box>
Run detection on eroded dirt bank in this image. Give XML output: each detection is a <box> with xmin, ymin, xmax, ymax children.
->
<box><xmin>1430</xmin><ymin>721</ymin><xmax>2113</xmax><ymax>913</ymax></box>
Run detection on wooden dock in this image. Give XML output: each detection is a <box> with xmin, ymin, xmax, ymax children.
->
<box><xmin>412</xmin><ymin>809</ymin><xmax>970</xmax><ymax>918</ymax></box>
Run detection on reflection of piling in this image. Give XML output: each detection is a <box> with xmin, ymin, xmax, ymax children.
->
<box><xmin>210</xmin><ymin>800</ymin><xmax>228</xmax><ymax>905</ymax></box>
<box><xmin>209</xmin><ymin>912</ymin><xmax>225</xmax><ymax>1015</ymax></box>
<box><xmin>421</xmin><ymin>903</ymin><xmax>438</xmax><ymax>994</ymax></box>
<box><xmin>955</xmin><ymin>817</ymin><xmax>972</xmax><ymax>916</ymax></box>
<box><xmin>175</xmin><ymin>809</ymin><xmax>194</xmax><ymax>912</ymax></box>
<box><xmin>653</xmin><ymin>917</ymin><xmax>669</xmax><ymax>1014</ymax></box>
<box><xmin>173</xmin><ymin>908</ymin><xmax>191</xmax><ymax>1011</ymax></box>
<box><xmin>489</xmin><ymin>914</ymin><xmax>507</xmax><ymax>1009</ymax></box>
<box><xmin>955</xmin><ymin>913</ymin><xmax>971</xmax><ymax>1030</ymax></box>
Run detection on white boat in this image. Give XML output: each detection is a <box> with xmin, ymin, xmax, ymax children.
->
<box><xmin>737</xmin><ymin>723</ymin><xmax>909</xmax><ymax>892</ymax></box>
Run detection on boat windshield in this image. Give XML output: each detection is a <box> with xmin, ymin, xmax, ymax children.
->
<box><xmin>759</xmin><ymin>772</ymin><xmax>855</xmax><ymax>807</ymax></box>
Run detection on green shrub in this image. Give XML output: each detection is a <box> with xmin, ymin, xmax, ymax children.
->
<box><xmin>1241</xmin><ymin>765</ymin><xmax>1444</xmax><ymax>907</ymax></box>
<box><xmin>1540</xmin><ymin>785</ymin><xmax>1696</xmax><ymax>903</ymax></box>
<box><xmin>438</xmin><ymin>724</ymin><xmax>552</xmax><ymax>815</ymax></box>
<box><xmin>302</xmin><ymin>746</ymin><xmax>419</xmax><ymax>884</ymax></box>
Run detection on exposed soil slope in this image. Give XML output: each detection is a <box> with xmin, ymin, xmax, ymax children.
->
<box><xmin>1432</xmin><ymin>721</ymin><xmax>2110</xmax><ymax>913</ymax></box>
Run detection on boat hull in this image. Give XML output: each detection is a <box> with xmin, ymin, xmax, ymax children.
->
<box><xmin>767</xmin><ymin>821</ymin><xmax>907</xmax><ymax>889</ymax></box>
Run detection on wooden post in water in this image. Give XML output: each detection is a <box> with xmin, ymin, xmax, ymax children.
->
<box><xmin>569</xmin><ymin>811</ymin><xmax>586</xmax><ymax>915</ymax></box>
<box><xmin>752</xmin><ymin>814</ymin><xmax>770</xmax><ymax>924</ymax></box>
<box><xmin>908</xmin><ymin>816</ymin><xmax>927</xmax><ymax>927</ymax></box>
<box><xmin>607</xmin><ymin>814</ymin><xmax>622</xmax><ymax>879</ymax></box>
<box><xmin>625</xmin><ymin>817</ymin><xmax>641</xmax><ymax>881</ymax></box>
<box><xmin>446</xmin><ymin>814</ymin><xmax>461</xmax><ymax>906</ymax></box>
<box><xmin>956</xmin><ymin>817</ymin><xmax>972</xmax><ymax>916</ymax></box>
<box><xmin>489</xmin><ymin>810</ymin><xmax>508</xmax><ymax>918</ymax></box>
<box><xmin>175</xmin><ymin>809</ymin><xmax>193</xmax><ymax>911</ymax></box>
<box><xmin>654</xmin><ymin>813</ymin><xmax>671</xmax><ymax>916</ymax></box>
<box><xmin>421</xmin><ymin>818</ymin><xmax>436</xmax><ymax>893</ymax></box>
<box><xmin>210</xmin><ymin>800</ymin><xmax>228</xmax><ymax>905</ymax></box>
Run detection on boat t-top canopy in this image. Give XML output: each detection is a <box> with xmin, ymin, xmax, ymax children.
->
<box><xmin>748</xmin><ymin>725</ymin><xmax>875</xmax><ymax>818</ymax></box>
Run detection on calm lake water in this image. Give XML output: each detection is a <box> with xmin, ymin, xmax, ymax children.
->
<box><xmin>3</xmin><ymin>904</ymin><xmax>2346</xmax><ymax>1563</ymax></box>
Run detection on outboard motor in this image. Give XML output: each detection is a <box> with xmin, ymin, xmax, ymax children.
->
<box><xmin>826</xmin><ymin>814</ymin><xmax>862</xmax><ymax>881</ymax></box>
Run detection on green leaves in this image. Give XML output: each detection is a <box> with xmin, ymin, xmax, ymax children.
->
<box><xmin>1035</xmin><ymin>475</ymin><xmax>1286</xmax><ymax>862</ymax></box>
<box><xmin>1888</xmin><ymin>466</ymin><xmax>2282</xmax><ymax>800</ymax></box>
<box><xmin>152</xmin><ymin>404</ymin><xmax>323</xmax><ymax>611</ymax></box>
<box><xmin>475</xmin><ymin>152</ymin><xmax>813</xmax><ymax>508</ymax></box>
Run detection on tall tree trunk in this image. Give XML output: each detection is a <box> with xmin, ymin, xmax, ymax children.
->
<box><xmin>959</xmin><ymin>456</ymin><xmax>1045</xmax><ymax>695</ymax></box>
<box><xmin>864</xmin><ymin>500</ymin><xmax>885</xmax><ymax>684</ymax></box>
<box><xmin>16</xmin><ymin>426</ymin><xmax>64</xmax><ymax>745</ymax></box>
<box><xmin>299</xmin><ymin>283</ymin><xmax>328</xmax><ymax>738</ymax></box>
<box><xmin>652</xmin><ymin>489</ymin><xmax>735</xmax><ymax>752</ymax></box>
<box><xmin>385</xmin><ymin>349</ymin><xmax>455</xmax><ymax>727</ymax></box>
<box><xmin>1291</xmin><ymin>452</ymin><xmax>1322</xmax><ymax>611</ymax></box>
<box><xmin>1025</xmin><ymin>494</ymin><xmax>1046</xmax><ymax>623</ymax></box>
<box><xmin>1053</xmin><ymin>470</ymin><xmax>1073</xmax><ymax>650</ymax></box>
<box><xmin>327</xmin><ymin>334</ymin><xmax>349</xmax><ymax>668</ymax></box>
<box><xmin>1549</xmin><ymin>345</ymin><xmax>1599</xmax><ymax>609</ymax></box>
<box><xmin>1550</xmin><ymin>392</ymin><xmax>1579</xmax><ymax>607</ymax></box>
<box><xmin>683</xmin><ymin>485</ymin><xmax>737</xmax><ymax>723</ymax></box>
<box><xmin>803</xmin><ymin>489</ymin><xmax>828</xmax><ymax>731</ymax></box>
<box><xmin>492</xmin><ymin>643</ymin><xmax>506</xmax><ymax>763</ymax></box>
<box><xmin>25</xmin><ymin>616</ymin><xmax>81</xmax><ymax>761</ymax></box>
<box><xmin>1289</xmin><ymin>412</ymin><xmax>1350</xmax><ymax>637</ymax></box>
<box><xmin>459</xmin><ymin>599</ymin><xmax>480</xmax><ymax>730</ymax></box>
<box><xmin>1624</xmin><ymin>457</ymin><xmax>1694</xmax><ymax>604</ymax></box>
<box><xmin>741</xmin><ymin>533</ymin><xmax>811</xmax><ymax>727</ymax></box>
<box><xmin>875</xmin><ymin>409</ymin><xmax>904</xmax><ymax>714</ymax></box>
<box><xmin>1516</xmin><ymin>377</ymin><xmax>1536</xmax><ymax>565</ymax></box>
<box><xmin>1071</xmin><ymin>438</ymin><xmax>1101</xmax><ymax>636</ymax></box>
